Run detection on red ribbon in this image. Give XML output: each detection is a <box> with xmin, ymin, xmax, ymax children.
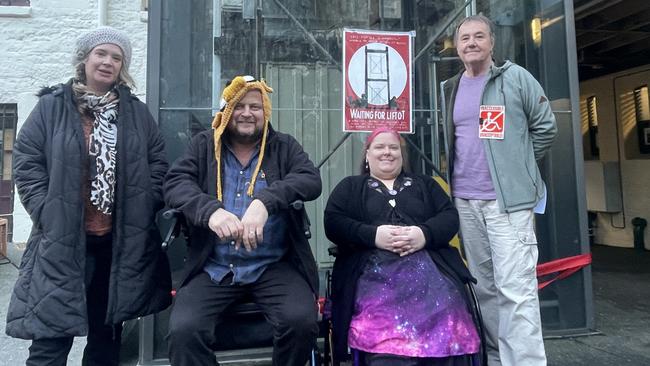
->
<box><xmin>537</xmin><ymin>253</ymin><xmax>592</xmax><ymax>290</ymax></box>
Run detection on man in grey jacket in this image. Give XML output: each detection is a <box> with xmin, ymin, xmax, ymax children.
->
<box><xmin>441</xmin><ymin>15</ymin><xmax>557</xmax><ymax>366</ymax></box>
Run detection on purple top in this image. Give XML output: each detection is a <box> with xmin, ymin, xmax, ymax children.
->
<box><xmin>451</xmin><ymin>74</ymin><xmax>497</xmax><ymax>200</ymax></box>
<box><xmin>347</xmin><ymin>177</ymin><xmax>480</xmax><ymax>357</ymax></box>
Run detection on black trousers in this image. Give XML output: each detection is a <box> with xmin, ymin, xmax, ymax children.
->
<box><xmin>27</xmin><ymin>234</ymin><xmax>123</xmax><ymax>366</ymax></box>
<box><xmin>167</xmin><ymin>261</ymin><xmax>318</xmax><ymax>366</ymax></box>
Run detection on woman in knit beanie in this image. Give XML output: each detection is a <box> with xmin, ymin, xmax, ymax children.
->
<box><xmin>5</xmin><ymin>26</ymin><xmax>171</xmax><ymax>365</ymax></box>
<box><xmin>72</xmin><ymin>26</ymin><xmax>135</xmax><ymax>91</ymax></box>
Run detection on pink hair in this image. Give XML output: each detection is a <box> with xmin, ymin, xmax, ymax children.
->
<box><xmin>365</xmin><ymin>126</ymin><xmax>400</xmax><ymax>149</ymax></box>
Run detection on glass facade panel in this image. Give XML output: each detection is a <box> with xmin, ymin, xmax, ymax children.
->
<box><xmin>159</xmin><ymin>1</ymin><xmax>213</xmax><ymax>110</ymax></box>
<box><xmin>142</xmin><ymin>1</ymin><xmax>591</xmax><ymax>362</ymax></box>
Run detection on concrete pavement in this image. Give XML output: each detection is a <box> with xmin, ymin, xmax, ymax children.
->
<box><xmin>1</xmin><ymin>243</ymin><xmax>649</xmax><ymax>365</ymax></box>
<box><xmin>545</xmin><ymin>245</ymin><xmax>650</xmax><ymax>366</ymax></box>
<box><xmin>0</xmin><ymin>243</ymin><xmax>86</xmax><ymax>366</ymax></box>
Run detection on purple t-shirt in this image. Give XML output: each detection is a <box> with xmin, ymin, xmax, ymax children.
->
<box><xmin>451</xmin><ymin>74</ymin><xmax>497</xmax><ymax>200</ymax></box>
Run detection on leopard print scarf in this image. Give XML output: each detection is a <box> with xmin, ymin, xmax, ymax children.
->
<box><xmin>77</xmin><ymin>87</ymin><xmax>119</xmax><ymax>215</ymax></box>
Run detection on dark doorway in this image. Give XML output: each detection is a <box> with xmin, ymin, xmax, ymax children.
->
<box><xmin>0</xmin><ymin>104</ymin><xmax>17</xmax><ymax>243</ymax></box>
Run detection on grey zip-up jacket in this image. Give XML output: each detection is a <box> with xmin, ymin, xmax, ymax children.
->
<box><xmin>442</xmin><ymin>60</ymin><xmax>557</xmax><ymax>213</ymax></box>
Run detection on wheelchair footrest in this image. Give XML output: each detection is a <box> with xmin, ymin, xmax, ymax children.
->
<box><xmin>213</xmin><ymin>346</ymin><xmax>273</xmax><ymax>364</ymax></box>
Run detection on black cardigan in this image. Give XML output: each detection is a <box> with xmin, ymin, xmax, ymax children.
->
<box><xmin>324</xmin><ymin>173</ymin><xmax>474</xmax><ymax>363</ymax></box>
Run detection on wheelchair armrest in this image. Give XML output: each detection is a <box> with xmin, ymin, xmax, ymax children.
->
<box><xmin>289</xmin><ymin>200</ymin><xmax>304</xmax><ymax>210</ymax></box>
<box><xmin>290</xmin><ymin>200</ymin><xmax>312</xmax><ymax>240</ymax></box>
<box><xmin>162</xmin><ymin>208</ymin><xmax>181</xmax><ymax>220</ymax></box>
<box><xmin>327</xmin><ymin>245</ymin><xmax>338</xmax><ymax>257</ymax></box>
<box><xmin>161</xmin><ymin>208</ymin><xmax>185</xmax><ymax>251</ymax></box>
<box><xmin>327</xmin><ymin>244</ymin><xmax>339</xmax><ymax>258</ymax></box>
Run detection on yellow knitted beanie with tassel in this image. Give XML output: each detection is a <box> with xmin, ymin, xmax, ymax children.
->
<box><xmin>211</xmin><ymin>75</ymin><xmax>274</xmax><ymax>201</ymax></box>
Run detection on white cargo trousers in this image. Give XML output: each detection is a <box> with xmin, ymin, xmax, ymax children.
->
<box><xmin>454</xmin><ymin>198</ymin><xmax>546</xmax><ymax>366</ymax></box>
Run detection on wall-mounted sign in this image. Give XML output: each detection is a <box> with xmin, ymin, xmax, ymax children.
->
<box><xmin>342</xmin><ymin>28</ymin><xmax>414</xmax><ymax>133</ymax></box>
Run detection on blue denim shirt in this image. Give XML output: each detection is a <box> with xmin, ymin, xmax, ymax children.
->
<box><xmin>204</xmin><ymin>145</ymin><xmax>288</xmax><ymax>285</ymax></box>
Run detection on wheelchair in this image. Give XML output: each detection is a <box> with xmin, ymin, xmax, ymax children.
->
<box><xmin>321</xmin><ymin>245</ymin><xmax>487</xmax><ymax>366</ymax></box>
<box><xmin>161</xmin><ymin>204</ymin><xmax>324</xmax><ymax>365</ymax></box>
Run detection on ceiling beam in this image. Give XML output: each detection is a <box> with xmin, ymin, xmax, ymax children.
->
<box><xmin>575</xmin><ymin>0</ymin><xmax>650</xmax><ymax>30</ymax></box>
<box><xmin>612</xmin><ymin>38</ymin><xmax>650</xmax><ymax>55</ymax></box>
<box><xmin>575</xmin><ymin>8</ymin><xmax>650</xmax><ymax>49</ymax></box>
<box><xmin>574</xmin><ymin>0</ymin><xmax>623</xmax><ymax>21</ymax></box>
<box><xmin>577</xmin><ymin>53</ymin><xmax>650</xmax><ymax>66</ymax></box>
<box><xmin>593</xmin><ymin>33</ymin><xmax>650</xmax><ymax>54</ymax></box>
<box><xmin>576</xmin><ymin>29</ymin><xmax>650</xmax><ymax>36</ymax></box>
<box><xmin>576</xmin><ymin>32</ymin><xmax>617</xmax><ymax>49</ymax></box>
<box><xmin>615</xmin><ymin>10</ymin><xmax>650</xmax><ymax>34</ymax></box>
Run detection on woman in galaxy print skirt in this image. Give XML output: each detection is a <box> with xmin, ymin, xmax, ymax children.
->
<box><xmin>324</xmin><ymin>127</ymin><xmax>481</xmax><ymax>366</ymax></box>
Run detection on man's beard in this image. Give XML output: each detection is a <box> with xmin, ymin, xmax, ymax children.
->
<box><xmin>228</xmin><ymin>122</ymin><xmax>262</xmax><ymax>145</ymax></box>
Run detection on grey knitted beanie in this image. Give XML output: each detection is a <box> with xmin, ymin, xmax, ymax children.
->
<box><xmin>73</xmin><ymin>26</ymin><xmax>132</xmax><ymax>70</ymax></box>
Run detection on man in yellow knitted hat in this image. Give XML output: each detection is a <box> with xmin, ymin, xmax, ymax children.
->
<box><xmin>163</xmin><ymin>75</ymin><xmax>322</xmax><ymax>365</ymax></box>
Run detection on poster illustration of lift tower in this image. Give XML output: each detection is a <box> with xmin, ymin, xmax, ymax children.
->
<box><xmin>343</xmin><ymin>28</ymin><xmax>414</xmax><ymax>133</ymax></box>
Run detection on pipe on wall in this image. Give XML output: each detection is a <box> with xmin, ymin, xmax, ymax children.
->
<box><xmin>98</xmin><ymin>0</ymin><xmax>107</xmax><ymax>26</ymax></box>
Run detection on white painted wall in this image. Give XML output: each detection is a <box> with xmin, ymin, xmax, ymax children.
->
<box><xmin>0</xmin><ymin>0</ymin><xmax>148</xmax><ymax>243</ymax></box>
<box><xmin>580</xmin><ymin>65</ymin><xmax>650</xmax><ymax>249</ymax></box>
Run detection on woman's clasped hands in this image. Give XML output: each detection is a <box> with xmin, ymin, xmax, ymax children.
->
<box><xmin>375</xmin><ymin>225</ymin><xmax>426</xmax><ymax>256</ymax></box>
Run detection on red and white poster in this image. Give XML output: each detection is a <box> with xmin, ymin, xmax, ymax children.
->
<box><xmin>479</xmin><ymin>105</ymin><xmax>505</xmax><ymax>139</ymax></box>
<box><xmin>343</xmin><ymin>29</ymin><xmax>414</xmax><ymax>133</ymax></box>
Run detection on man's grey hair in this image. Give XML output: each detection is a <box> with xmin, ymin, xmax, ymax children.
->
<box><xmin>454</xmin><ymin>14</ymin><xmax>496</xmax><ymax>42</ymax></box>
